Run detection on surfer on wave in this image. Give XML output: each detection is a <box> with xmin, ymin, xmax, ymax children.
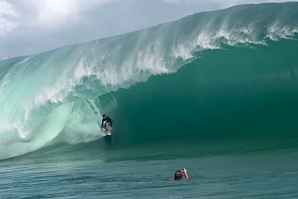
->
<box><xmin>101</xmin><ymin>114</ymin><xmax>113</xmax><ymax>135</ymax></box>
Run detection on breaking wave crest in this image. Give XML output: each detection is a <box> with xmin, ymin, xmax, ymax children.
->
<box><xmin>0</xmin><ymin>2</ymin><xmax>298</xmax><ymax>160</ymax></box>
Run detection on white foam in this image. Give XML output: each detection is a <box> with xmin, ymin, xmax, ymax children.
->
<box><xmin>266</xmin><ymin>23</ymin><xmax>298</xmax><ymax>41</ymax></box>
<box><xmin>171</xmin><ymin>25</ymin><xmax>267</xmax><ymax>62</ymax></box>
<box><xmin>213</xmin><ymin>25</ymin><xmax>266</xmax><ymax>46</ymax></box>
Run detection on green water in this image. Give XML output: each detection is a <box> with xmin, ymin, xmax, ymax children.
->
<box><xmin>100</xmin><ymin>38</ymin><xmax>298</xmax><ymax>147</ymax></box>
<box><xmin>1</xmin><ymin>139</ymin><xmax>298</xmax><ymax>198</ymax></box>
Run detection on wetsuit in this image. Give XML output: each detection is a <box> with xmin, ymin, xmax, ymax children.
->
<box><xmin>101</xmin><ymin>116</ymin><xmax>113</xmax><ymax>129</ymax></box>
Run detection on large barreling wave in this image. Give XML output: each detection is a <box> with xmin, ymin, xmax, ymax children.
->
<box><xmin>1</xmin><ymin>2</ymin><xmax>298</xmax><ymax>160</ymax></box>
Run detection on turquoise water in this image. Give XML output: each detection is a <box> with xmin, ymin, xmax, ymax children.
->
<box><xmin>1</xmin><ymin>141</ymin><xmax>298</xmax><ymax>198</ymax></box>
<box><xmin>1</xmin><ymin>2</ymin><xmax>298</xmax><ymax>198</ymax></box>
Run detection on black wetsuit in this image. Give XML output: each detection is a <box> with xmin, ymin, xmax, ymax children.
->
<box><xmin>101</xmin><ymin>116</ymin><xmax>113</xmax><ymax>128</ymax></box>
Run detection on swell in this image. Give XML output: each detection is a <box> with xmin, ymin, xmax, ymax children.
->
<box><xmin>0</xmin><ymin>2</ymin><xmax>298</xmax><ymax>160</ymax></box>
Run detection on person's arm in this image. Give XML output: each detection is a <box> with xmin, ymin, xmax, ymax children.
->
<box><xmin>182</xmin><ymin>168</ymin><xmax>189</xmax><ymax>179</ymax></box>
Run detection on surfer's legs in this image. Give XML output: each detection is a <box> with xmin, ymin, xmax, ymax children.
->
<box><xmin>106</xmin><ymin>123</ymin><xmax>110</xmax><ymax>131</ymax></box>
<box><xmin>105</xmin><ymin>122</ymin><xmax>110</xmax><ymax>135</ymax></box>
<box><xmin>104</xmin><ymin>122</ymin><xmax>109</xmax><ymax>129</ymax></box>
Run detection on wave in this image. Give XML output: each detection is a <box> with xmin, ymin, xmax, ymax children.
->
<box><xmin>0</xmin><ymin>2</ymin><xmax>298</xmax><ymax>160</ymax></box>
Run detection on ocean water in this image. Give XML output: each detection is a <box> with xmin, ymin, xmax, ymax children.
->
<box><xmin>1</xmin><ymin>2</ymin><xmax>298</xmax><ymax>198</ymax></box>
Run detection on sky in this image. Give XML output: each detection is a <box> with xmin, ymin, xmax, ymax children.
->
<box><xmin>0</xmin><ymin>0</ymin><xmax>295</xmax><ymax>58</ymax></box>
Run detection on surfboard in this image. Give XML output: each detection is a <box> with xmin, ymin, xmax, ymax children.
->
<box><xmin>102</xmin><ymin>128</ymin><xmax>111</xmax><ymax>136</ymax></box>
<box><xmin>103</xmin><ymin>131</ymin><xmax>112</xmax><ymax>136</ymax></box>
<box><xmin>101</xmin><ymin>127</ymin><xmax>112</xmax><ymax>136</ymax></box>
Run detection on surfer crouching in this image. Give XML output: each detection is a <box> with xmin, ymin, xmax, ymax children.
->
<box><xmin>101</xmin><ymin>114</ymin><xmax>113</xmax><ymax>134</ymax></box>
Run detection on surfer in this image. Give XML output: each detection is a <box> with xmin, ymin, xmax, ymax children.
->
<box><xmin>173</xmin><ymin>168</ymin><xmax>189</xmax><ymax>180</ymax></box>
<box><xmin>101</xmin><ymin>114</ymin><xmax>113</xmax><ymax>133</ymax></box>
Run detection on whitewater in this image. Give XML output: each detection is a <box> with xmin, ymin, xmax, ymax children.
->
<box><xmin>1</xmin><ymin>2</ymin><xmax>298</xmax><ymax>161</ymax></box>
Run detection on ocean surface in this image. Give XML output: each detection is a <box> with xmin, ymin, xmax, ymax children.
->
<box><xmin>1</xmin><ymin>2</ymin><xmax>298</xmax><ymax>198</ymax></box>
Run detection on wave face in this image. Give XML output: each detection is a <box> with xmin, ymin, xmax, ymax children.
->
<box><xmin>1</xmin><ymin>2</ymin><xmax>298</xmax><ymax>160</ymax></box>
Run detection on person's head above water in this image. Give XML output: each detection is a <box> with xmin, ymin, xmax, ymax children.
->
<box><xmin>174</xmin><ymin>170</ymin><xmax>183</xmax><ymax>180</ymax></box>
<box><xmin>174</xmin><ymin>168</ymin><xmax>189</xmax><ymax>180</ymax></box>
<box><xmin>102</xmin><ymin>114</ymin><xmax>106</xmax><ymax>118</ymax></box>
